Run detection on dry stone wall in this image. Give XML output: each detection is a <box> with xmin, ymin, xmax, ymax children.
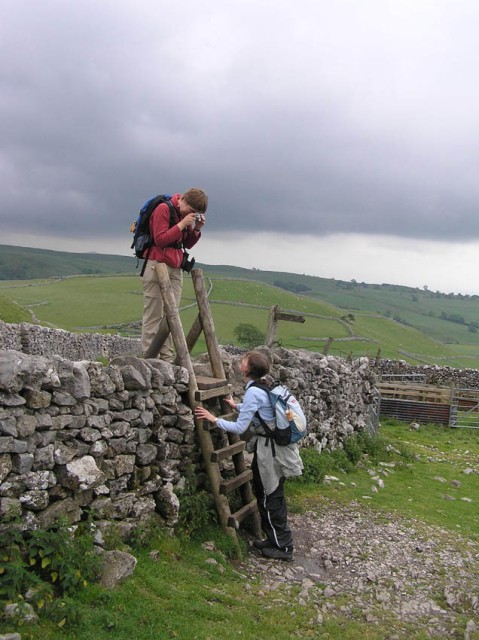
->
<box><xmin>0</xmin><ymin>320</ymin><xmax>142</xmax><ymax>360</ymax></box>
<box><xmin>2</xmin><ymin>321</ymin><xmax>476</xmax><ymax>391</ymax></box>
<box><xmin>0</xmin><ymin>339</ymin><xmax>377</xmax><ymax>534</ymax></box>
<box><xmin>0</xmin><ymin>350</ymin><xmax>195</xmax><ymax>533</ymax></box>
<box><xmin>375</xmin><ymin>359</ymin><xmax>479</xmax><ymax>389</ymax></box>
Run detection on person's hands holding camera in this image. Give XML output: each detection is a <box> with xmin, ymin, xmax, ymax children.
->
<box><xmin>194</xmin><ymin>213</ymin><xmax>205</xmax><ymax>230</ymax></box>
<box><xmin>178</xmin><ymin>212</ymin><xmax>205</xmax><ymax>232</ymax></box>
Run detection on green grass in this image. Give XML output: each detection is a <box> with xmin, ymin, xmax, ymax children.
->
<box><xmin>289</xmin><ymin>420</ymin><xmax>479</xmax><ymax>541</ymax></box>
<box><xmin>2</xmin><ymin>536</ymin><xmax>419</xmax><ymax>640</ymax></box>
<box><xmin>0</xmin><ymin>291</ymin><xmax>32</xmax><ymax>323</ymax></box>
<box><xmin>4</xmin><ymin>250</ymin><xmax>479</xmax><ymax>365</ymax></box>
<box><xmin>0</xmin><ymin>276</ymin><xmax>142</xmax><ymax>330</ymax></box>
<box><xmin>3</xmin><ymin>271</ymin><xmax>479</xmax><ymax>366</ymax></box>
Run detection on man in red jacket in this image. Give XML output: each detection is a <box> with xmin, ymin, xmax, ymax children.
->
<box><xmin>142</xmin><ymin>188</ymin><xmax>208</xmax><ymax>360</ymax></box>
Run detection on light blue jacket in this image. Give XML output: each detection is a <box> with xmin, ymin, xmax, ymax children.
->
<box><xmin>216</xmin><ymin>380</ymin><xmax>274</xmax><ymax>434</ymax></box>
<box><xmin>216</xmin><ymin>379</ymin><xmax>303</xmax><ymax>495</ymax></box>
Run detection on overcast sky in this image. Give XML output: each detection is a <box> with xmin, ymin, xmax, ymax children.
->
<box><xmin>2</xmin><ymin>0</ymin><xmax>479</xmax><ymax>293</ymax></box>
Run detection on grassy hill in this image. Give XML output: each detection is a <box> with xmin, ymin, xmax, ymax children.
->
<box><xmin>200</xmin><ymin>264</ymin><xmax>479</xmax><ymax>348</ymax></box>
<box><xmin>2</xmin><ymin>245</ymin><xmax>479</xmax><ymax>367</ymax></box>
<box><xmin>0</xmin><ymin>291</ymin><xmax>32</xmax><ymax>324</ymax></box>
<box><xmin>0</xmin><ymin>244</ymin><xmax>135</xmax><ymax>279</ymax></box>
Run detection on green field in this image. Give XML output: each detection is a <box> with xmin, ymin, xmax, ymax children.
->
<box><xmin>2</xmin><ymin>271</ymin><xmax>479</xmax><ymax>367</ymax></box>
<box><xmin>3</xmin><ymin>245</ymin><xmax>479</xmax><ymax>366</ymax></box>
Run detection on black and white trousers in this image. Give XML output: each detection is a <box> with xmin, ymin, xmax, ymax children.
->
<box><xmin>252</xmin><ymin>454</ymin><xmax>293</xmax><ymax>552</ymax></box>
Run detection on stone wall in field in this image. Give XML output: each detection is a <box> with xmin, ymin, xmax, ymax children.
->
<box><xmin>2</xmin><ymin>320</ymin><xmax>477</xmax><ymax>391</ymax></box>
<box><xmin>0</xmin><ymin>320</ymin><xmax>142</xmax><ymax>360</ymax></box>
<box><xmin>374</xmin><ymin>359</ymin><xmax>479</xmax><ymax>389</ymax></box>
<box><xmin>0</xmin><ymin>342</ymin><xmax>376</xmax><ymax>534</ymax></box>
<box><xmin>0</xmin><ymin>351</ymin><xmax>196</xmax><ymax>533</ymax></box>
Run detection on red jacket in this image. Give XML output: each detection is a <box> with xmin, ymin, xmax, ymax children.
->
<box><xmin>144</xmin><ymin>193</ymin><xmax>201</xmax><ymax>268</ymax></box>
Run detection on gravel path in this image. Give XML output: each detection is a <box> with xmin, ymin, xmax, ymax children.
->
<box><xmin>239</xmin><ymin>501</ymin><xmax>479</xmax><ymax>639</ymax></box>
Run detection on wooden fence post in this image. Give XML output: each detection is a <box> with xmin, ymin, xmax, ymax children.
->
<box><xmin>266</xmin><ymin>305</ymin><xmax>279</xmax><ymax>348</ymax></box>
<box><xmin>266</xmin><ymin>305</ymin><xmax>305</xmax><ymax>348</ymax></box>
<box><xmin>323</xmin><ymin>337</ymin><xmax>333</xmax><ymax>355</ymax></box>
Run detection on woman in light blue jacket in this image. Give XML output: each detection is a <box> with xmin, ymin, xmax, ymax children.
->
<box><xmin>195</xmin><ymin>350</ymin><xmax>303</xmax><ymax>561</ymax></box>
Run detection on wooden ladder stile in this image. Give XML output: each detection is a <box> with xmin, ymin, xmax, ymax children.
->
<box><xmin>148</xmin><ymin>264</ymin><xmax>261</xmax><ymax>545</ymax></box>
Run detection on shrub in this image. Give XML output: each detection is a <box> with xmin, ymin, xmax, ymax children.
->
<box><xmin>0</xmin><ymin>518</ymin><xmax>101</xmax><ymax>618</ymax></box>
<box><xmin>233</xmin><ymin>323</ymin><xmax>266</xmax><ymax>349</ymax></box>
<box><xmin>296</xmin><ymin>430</ymin><xmax>401</xmax><ymax>485</ymax></box>
<box><xmin>176</xmin><ymin>490</ymin><xmax>218</xmax><ymax>538</ymax></box>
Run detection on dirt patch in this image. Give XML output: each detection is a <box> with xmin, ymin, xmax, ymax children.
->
<box><xmin>239</xmin><ymin>501</ymin><xmax>479</xmax><ymax>639</ymax></box>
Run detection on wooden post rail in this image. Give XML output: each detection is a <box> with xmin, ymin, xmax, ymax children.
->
<box><xmin>266</xmin><ymin>304</ymin><xmax>305</xmax><ymax>348</ymax></box>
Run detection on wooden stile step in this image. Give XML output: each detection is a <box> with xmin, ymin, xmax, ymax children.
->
<box><xmin>196</xmin><ymin>375</ymin><xmax>228</xmax><ymax>389</ymax></box>
<box><xmin>195</xmin><ymin>384</ymin><xmax>232</xmax><ymax>402</ymax></box>
<box><xmin>219</xmin><ymin>470</ymin><xmax>253</xmax><ymax>495</ymax></box>
<box><xmin>228</xmin><ymin>499</ymin><xmax>258</xmax><ymax>529</ymax></box>
<box><xmin>211</xmin><ymin>441</ymin><xmax>245</xmax><ymax>463</ymax></box>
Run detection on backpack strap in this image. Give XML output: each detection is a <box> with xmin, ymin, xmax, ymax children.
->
<box><xmin>140</xmin><ymin>246</ymin><xmax>151</xmax><ymax>277</ymax></box>
<box><xmin>250</xmin><ymin>381</ymin><xmax>278</xmax><ymax>457</ymax></box>
<box><xmin>254</xmin><ymin>410</ymin><xmax>277</xmax><ymax>457</ymax></box>
<box><xmin>165</xmin><ymin>200</ymin><xmax>183</xmax><ymax>250</ymax></box>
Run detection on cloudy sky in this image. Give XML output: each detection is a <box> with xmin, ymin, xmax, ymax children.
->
<box><xmin>2</xmin><ymin>0</ymin><xmax>479</xmax><ymax>293</ymax></box>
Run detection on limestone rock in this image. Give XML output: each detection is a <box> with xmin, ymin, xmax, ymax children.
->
<box><xmin>98</xmin><ymin>549</ymin><xmax>137</xmax><ymax>588</ymax></box>
<box><xmin>63</xmin><ymin>456</ymin><xmax>106</xmax><ymax>491</ymax></box>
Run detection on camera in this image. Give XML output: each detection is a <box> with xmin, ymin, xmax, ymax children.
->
<box><xmin>195</xmin><ymin>213</ymin><xmax>202</xmax><ymax>222</ymax></box>
<box><xmin>180</xmin><ymin>251</ymin><xmax>196</xmax><ymax>273</ymax></box>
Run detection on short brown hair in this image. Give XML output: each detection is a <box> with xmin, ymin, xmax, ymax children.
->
<box><xmin>183</xmin><ymin>188</ymin><xmax>208</xmax><ymax>213</ymax></box>
<box><xmin>244</xmin><ymin>350</ymin><xmax>270</xmax><ymax>380</ymax></box>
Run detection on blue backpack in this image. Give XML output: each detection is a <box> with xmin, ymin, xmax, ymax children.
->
<box><xmin>130</xmin><ymin>194</ymin><xmax>179</xmax><ymax>275</ymax></box>
<box><xmin>252</xmin><ymin>381</ymin><xmax>307</xmax><ymax>446</ymax></box>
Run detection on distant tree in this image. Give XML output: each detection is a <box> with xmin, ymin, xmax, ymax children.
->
<box><xmin>273</xmin><ymin>279</ymin><xmax>311</xmax><ymax>294</ymax></box>
<box><xmin>440</xmin><ymin>312</ymin><xmax>465</xmax><ymax>325</ymax></box>
<box><xmin>233</xmin><ymin>323</ymin><xmax>266</xmax><ymax>349</ymax></box>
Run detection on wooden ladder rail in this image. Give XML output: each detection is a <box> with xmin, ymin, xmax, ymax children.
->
<box><xmin>190</xmin><ymin>269</ymin><xmax>261</xmax><ymax>537</ymax></box>
<box><xmin>146</xmin><ymin>264</ymin><xmax>261</xmax><ymax>543</ymax></box>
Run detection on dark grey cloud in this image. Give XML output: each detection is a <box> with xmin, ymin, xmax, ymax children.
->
<box><xmin>2</xmin><ymin>0</ymin><xmax>479</xmax><ymax>248</ymax></box>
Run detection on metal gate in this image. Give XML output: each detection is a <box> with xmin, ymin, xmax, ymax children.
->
<box><xmin>449</xmin><ymin>388</ymin><xmax>479</xmax><ymax>429</ymax></box>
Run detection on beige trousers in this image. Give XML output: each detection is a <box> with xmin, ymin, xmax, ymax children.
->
<box><xmin>141</xmin><ymin>261</ymin><xmax>183</xmax><ymax>361</ymax></box>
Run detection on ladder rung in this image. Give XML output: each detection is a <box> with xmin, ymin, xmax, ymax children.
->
<box><xmin>211</xmin><ymin>441</ymin><xmax>245</xmax><ymax>463</ymax></box>
<box><xmin>219</xmin><ymin>470</ymin><xmax>253</xmax><ymax>495</ymax></box>
<box><xmin>196</xmin><ymin>375</ymin><xmax>228</xmax><ymax>389</ymax></box>
<box><xmin>228</xmin><ymin>499</ymin><xmax>258</xmax><ymax>529</ymax></box>
<box><xmin>195</xmin><ymin>384</ymin><xmax>232</xmax><ymax>401</ymax></box>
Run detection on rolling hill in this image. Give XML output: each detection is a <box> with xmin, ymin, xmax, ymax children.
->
<box><xmin>2</xmin><ymin>244</ymin><xmax>479</xmax><ymax>367</ymax></box>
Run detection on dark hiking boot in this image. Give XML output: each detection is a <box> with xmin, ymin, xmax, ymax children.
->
<box><xmin>261</xmin><ymin>546</ymin><xmax>293</xmax><ymax>562</ymax></box>
<box><xmin>253</xmin><ymin>539</ymin><xmax>273</xmax><ymax>550</ymax></box>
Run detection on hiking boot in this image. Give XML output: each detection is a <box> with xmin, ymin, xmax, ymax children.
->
<box><xmin>253</xmin><ymin>539</ymin><xmax>273</xmax><ymax>550</ymax></box>
<box><xmin>261</xmin><ymin>546</ymin><xmax>293</xmax><ymax>562</ymax></box>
